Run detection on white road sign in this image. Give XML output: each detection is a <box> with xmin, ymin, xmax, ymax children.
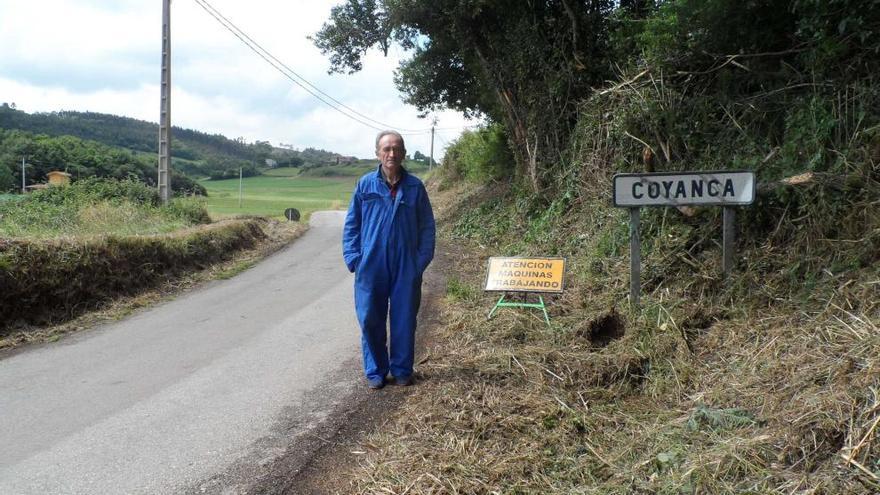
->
<box><xmin>613</xmin><ymin>171</ymin><xmax>755</xmax><ymax>207</ymax></box>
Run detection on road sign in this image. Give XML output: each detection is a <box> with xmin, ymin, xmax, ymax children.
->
<box><xmin>613</xmin><ymin>171</ymin><xmax>755</xmax><ymax>207</ymax></box>
<box><xmin>484</xmin><ymin>256</ymin><xmax>566</xmax><ymax>327</ymax></box>
<box><xmin>613</xmin><ymin>170</ymin><xmax>756</xmax><ymax>308</ymax></box>
<box><xmin>284</xmin><ymin>208</ymin><xmax>300</xmax><ymax>221</ymax></box>
<box><xmin>484</xmin><ymin>257</ymin><xmax>565</xmax><ymax>293</ymax></box>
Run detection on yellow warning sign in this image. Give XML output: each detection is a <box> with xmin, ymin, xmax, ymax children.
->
<box><xmin>484</xmin><ymin>257</ymin><xmax>566</xmax><ymax>293</ymax></box>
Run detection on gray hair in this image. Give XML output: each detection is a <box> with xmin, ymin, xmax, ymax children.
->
<box><xmin>375</xmin><ymin>130</ymin><xmax>405</xmax><ymax>151</ymax></box>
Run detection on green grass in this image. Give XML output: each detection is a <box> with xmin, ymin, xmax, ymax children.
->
<box><xmin>202</xmin><ymin>163</ymin><xmax>434</xmax><ymax>220</ymax></box>
<box><xmin>0</xmin><ymin>179</ymin><xmax>210</xmax><ymax>239</ymax></box>
<box><xmin>297</xmin><ymin>159</ymin><xmax>428</xmax><ymax>178</ymax></box>
<box><xmin>0</xmin><ymin>200</ymin><xmax>200</xmax><ymax>239</ymax></box>
<box><xmin>201</xmin><ymin>173</ymin><xmax>356</xmax><ymax>220</ymax></box>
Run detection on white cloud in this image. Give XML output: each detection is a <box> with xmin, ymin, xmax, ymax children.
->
<box><xmin>0</xmin><ymin>0</ymin><xmax>476</xmax><ymax>158</ymax></box>
<box><xmin>0</xmin><ymin>77</ymin><xmax>157</xmax><ymax>122</ymax></box>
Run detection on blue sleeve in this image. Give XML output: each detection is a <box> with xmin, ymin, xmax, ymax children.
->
<box><xmin>342</xmin><ymin>183</ymin><xmax>361</xmax><ymax>273</ymax></box>
<box><xmin>415</xmin><ymin>184</ymin><xmax>435</xmax><ymax>273</ymax></box>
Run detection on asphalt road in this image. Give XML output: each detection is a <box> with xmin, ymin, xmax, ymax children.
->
<box><xmin>0</xmin><ymin>211</ymin><xmax>365</xmax><ymax>494</ymax></box>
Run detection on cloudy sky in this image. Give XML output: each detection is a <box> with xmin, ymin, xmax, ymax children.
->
<box><xmin>0</xmin><ymin>0</ymin><xmax>475</xmax><ymax>158</ymax></box>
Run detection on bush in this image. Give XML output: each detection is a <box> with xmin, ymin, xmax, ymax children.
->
<box><xmin>25</xmin><ymin>176</ymin><xmax>160</xmax><ymax>207</ymax></box>
<box><xmin>207</xmin><ymin>162</ymin><xmax>260</xmax><ymax>181</ymax></box>
<box><xmin>0</xmin><ymin>177</ymin><xmax>212</xmax><ymax>237</ymax></box>
<box><xmin>442</xmin><ymin>124</ymin><xmax>513</xmax><ymax>183</ymax></box>
<box><xmin>0</xmin><ymin>163</ymin><xmax>13</xmax><ymax>192</ymax></box>
<box><xmin>162</xmin><ymin>198</ymin><xmax>212</xmax><ymax>225</ymax></box>
<box><xmin>171</xmin><ymin>172</ymin><xmax>207</xmax><ymax>196</ymax></box>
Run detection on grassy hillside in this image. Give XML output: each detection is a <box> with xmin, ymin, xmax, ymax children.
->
<box><xmin>0</xmin><ymin>105</ymin><xmax>255</xmax><ymax>163</ymax></box>
<box><xmin>297</xmin><ymin>158</ymin><xmax>429</xmax><ymax>177</ymax></box>
<box><xmin>0</xmin><ymin>105</ymin><xmax>379</xmax><ymax>185</ymax></box>
<box><xmin>202</xmin><ymin>161</ymin><xmax>434</xmax><ymax>220</ymax></box>
<box><xmin>0</xmin><ymin>129</ymin><xmax>205</xmax><ymax>195</ymax></box>
<box><xmin>201</xmin><ymin>168</ymin><xmax>354</xmax><ymax>220</ymax></box>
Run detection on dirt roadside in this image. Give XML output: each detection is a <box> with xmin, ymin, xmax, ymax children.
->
<box><xmin>243</xmin><ymin>241</ymin><xmax>455</xmax><ymax>495</ymax></box>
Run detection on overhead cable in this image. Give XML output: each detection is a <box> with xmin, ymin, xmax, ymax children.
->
<box><xmin>191</xmin><ymin>0</ymin><xmax>428</xmax><ymax>134</ymax></box>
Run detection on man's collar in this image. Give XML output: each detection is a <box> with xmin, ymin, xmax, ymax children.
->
<box><xmin>375</xmin><ymin>164</ymin><xmax>408</xmax><ymax>183</ymax></box>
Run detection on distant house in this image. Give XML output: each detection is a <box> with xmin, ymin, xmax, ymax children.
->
<box><xmin>47</xmin><ymin>171</ymin><xmax>71</xmax><ymax>186</ymax></box>
<box><xmin>24</xmin><ymin>171</ymin><xmax>71</xmax><ymax>193</ymax></box>
<box><xmin>265</xmin><ymin>159</ymin><xmax>278</xmax><ymax>168</ymax></box>
<box><xmin>335</xmin><ymin>155</ymin><xmax>356</xmax><ymax>165</ymax></box>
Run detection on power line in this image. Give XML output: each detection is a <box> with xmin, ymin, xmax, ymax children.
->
<box><xmin>191</xmin><ymin>0</ymin><xmax>385</xmax><ymax>132</ymax></box>
<box><xmin>191</xmin><ymin>0</ymin><xmax>429</xmax><ymax>134</ymax></box>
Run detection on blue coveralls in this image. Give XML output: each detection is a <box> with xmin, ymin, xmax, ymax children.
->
<box><xmin>342</xmin><ymin>166</ymin><xmax>436</xmax><ymax>381</ymax></box>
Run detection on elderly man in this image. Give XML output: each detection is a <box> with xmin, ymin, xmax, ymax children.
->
<box><xmin>343</xmin><ymin>131</ymin><xmax>436</xmax><ymax>389</ymax></box>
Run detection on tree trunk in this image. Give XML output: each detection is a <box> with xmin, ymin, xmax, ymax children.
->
<box><xmin>473</xmin><ymin>45</ymin><xmax>539</xmax><ymax>192</ymax></box>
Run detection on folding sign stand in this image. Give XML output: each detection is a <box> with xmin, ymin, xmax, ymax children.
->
<box><xmin>483</xmin><ymin>257</ymin><xmax>566</xmax><ymax>328</ymax></box>
<box><xmin>488</xmin><ymin>293</ymin><xmax>551</xmax><ymax>327</ymax></box>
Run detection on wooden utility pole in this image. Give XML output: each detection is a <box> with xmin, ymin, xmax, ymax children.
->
<box><xmin>21</xmin><ymin>157</ymin><xmax>26</xmax><ymax>194</ymax></box>
<box><xmin>158</xmin><ymin>0</ymin><xmax>172</xmax><ymax>204</ymax></box>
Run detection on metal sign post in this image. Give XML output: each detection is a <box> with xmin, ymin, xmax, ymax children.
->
<box><xmin>613</xmin><ymin>171</ymin><xmax>756</xmax><ymax>308</ymax></box>
<box><xmin>629</xmin><ymin>207</ymin><xmax>640</xmax><ymax>308</ymax></box>
<box><xmin>722</xmin><ymin>207</ymin><xmax>736</xmax><ymax>277</ymax></box>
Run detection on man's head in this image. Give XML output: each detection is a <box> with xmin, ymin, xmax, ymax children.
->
<box><xmin>375</xmin><ymin>130</ymin><xmax>406</xmax><ymax>175</ymax></box>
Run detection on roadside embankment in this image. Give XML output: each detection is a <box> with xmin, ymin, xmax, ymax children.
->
<box><xmin>0</xmin><ymin>177</ymin><xmax>306</xmax><ymax>344</ymax></box>
<box><xmin>0</xmin><ymin>219</ymin><xmax>262</xmax><ymax>329</ymax></box>
<box><xmin>339</xmin><ymin>176</ymin><xmax>878</xmax><ymax>494</ymax></box>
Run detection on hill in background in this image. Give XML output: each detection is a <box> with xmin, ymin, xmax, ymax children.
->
<box><xmin>0</xmin><ymin>105</ymin><xmax>434</xmax><ymax>192</ymax></box>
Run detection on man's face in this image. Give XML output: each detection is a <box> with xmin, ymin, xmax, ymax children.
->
<box><xmin>376</xmin><ymin>134</ymin><xmax>406</xmax><ymax>174</ymax></box>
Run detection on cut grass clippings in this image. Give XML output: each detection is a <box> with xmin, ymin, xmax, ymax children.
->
<box><xmin>343</xmin><ymin>180</ymin><xmax>879</xmax><ymax>494</ymax></box>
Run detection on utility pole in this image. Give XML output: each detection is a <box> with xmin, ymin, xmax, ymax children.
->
<box><xmin>429</xmin><ymin>116</ymin><xmax>437</xmax><ymax>170</ymax></box>
<box><xmin>238</xmin><ymin>167</ymin><xmax>243</xmax><ymax>208</ymax></box>
<box><xmin>158</xmin><ymin>0</ymin><xmax>172</xmax><ymax>204</ymax></box>
<box><xmin>21</xmin><ymin>157</ymin><xmax>25</xmax><ymax>194</ymax></box>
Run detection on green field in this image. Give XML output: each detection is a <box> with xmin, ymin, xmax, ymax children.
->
<box><xmin>200</xmin><ymin>162</ymin><xmax>436</xmax><ymax>221</ymax></box>
<box><xmin>201</xmin><ymin>168</ymin><xmax>357</xmax><ymax>220</ymax></box>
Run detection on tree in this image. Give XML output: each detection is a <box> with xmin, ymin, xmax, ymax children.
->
<box><xmin>0</xmin><ymin>162</ymin><xmax>13</xmax><ymax>192</ymax></box>
<box><xmin>289</xmin><ymin>156</ymin><xmax>304</xmax><ymax>168</ymax></box>
<box><xmin>313</xmin><ymin>0</ymin><xmax>614</xmax><ymax>193</ymax></box>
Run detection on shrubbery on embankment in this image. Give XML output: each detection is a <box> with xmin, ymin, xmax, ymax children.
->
<box><xmin>0</xmin><ymin>177</ymin><xmax>210</xmax><ymax>238</ymax></box>
<box><xmin>0</xmin><ymin>178</ymin><xmax>268</xmax><ymax>330</ymax></box>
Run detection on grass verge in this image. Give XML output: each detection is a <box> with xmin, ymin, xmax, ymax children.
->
<box><xmin>343</xmin><ymin>179</ymin><xmax>878</xmax><ymax>494</ymax></box>
<box><xmin>201</xmin><ymin>172</ymin><xmax>355</xmax><ymax>220</ymax></box>
<box><xmin>0</xmin><ymin>218</ymin><xmax>305</xmax><ymax>348</ymax></box>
